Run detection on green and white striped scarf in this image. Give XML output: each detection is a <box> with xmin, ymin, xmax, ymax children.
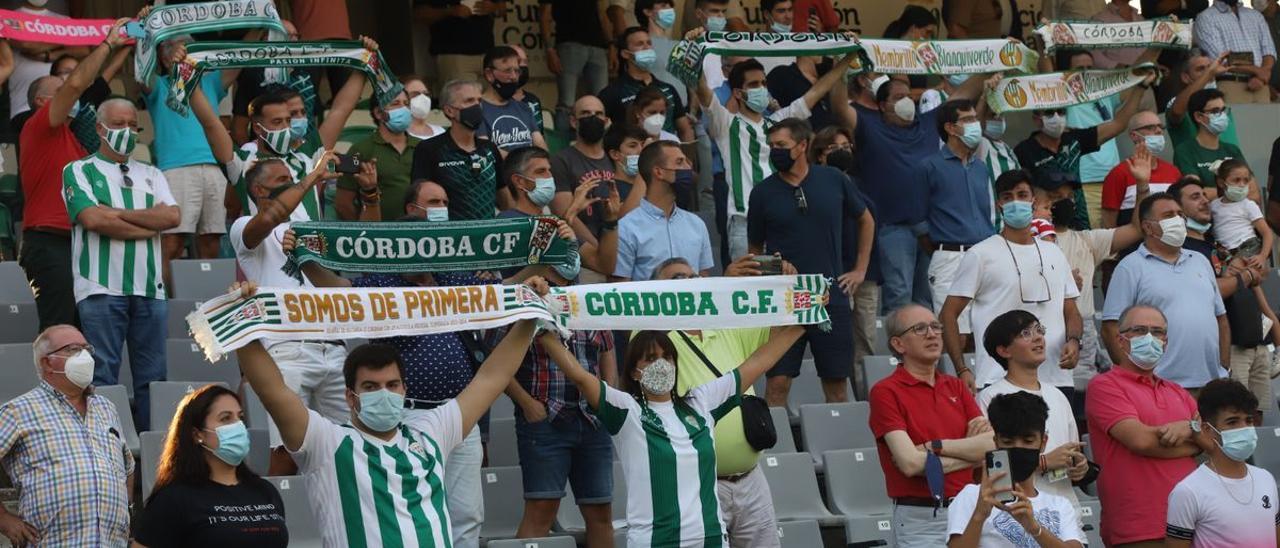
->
<box><xmin>135</xmin><ymin>0</ymin><xmax>285</xmax><ymax>87</ymax></box>
<box><xmin>986</xmin><ymin>64</ymin><xmax>1158</xmax><ymax>114</ymax></box>
<box><xmin>283</xmin><ymin>216</ymin><xmax>574</xmax><ymax>276</ymax></box>
<box><xmin>668</xmin><ymin>31</ymin><xmax>868</xmax><ymax>86</ymax></box>
<box><xmin>187</xmin><ymin>275</ymin><xmax>831</xmax><ymax>361</ymax></box>
<box><xmin>167</xmin><ymin>40</ymin><xmax>402</xmax><ymax>113</ymax></box>
<box><xmin>1036</xmin><ymin>19</ymin><xmax>1193</xmax><ymax>53</ymax></box>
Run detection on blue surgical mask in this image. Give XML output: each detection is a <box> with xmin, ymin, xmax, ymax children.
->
<box><xmin>289</xmin><ymin>117</ymin><xmax>309</xmax><ymax>141</ymax></box>
<box><xmin>68</xmin><ymin>99</ymin><xmax>81</xmax><ymax>119</ymax></box>
<box><xmin>656</xmin><ymin>7</ymin><xmax>676</xmax><ymax>29</ymax></box>
<box><xmin>1212</xmin><ymin>423</ymin><xmax>1258</xmax><ymax>462</ymax></box>
<box><xmin>770</xmin><ymin>20</ymin><xmax>791</xmax><ymax>33</ymax></box>
<box><xmin>1127</xmin><ymin>333</ymin><xmax>1164</xmax><ymax>369</ymax></box>
<box><xmin>707</xmin><ymin>15</ymin><xmax>727</xmax><ymax>32</ymax></box>
<box><xmin>356</xmin><ymin>389</ymin><xmax>404</xmax><ymax>432</ymax></box>
<box><xmin>527</xmin><ymin>176</ymin><xmax>556</xmax><ymax>206</ymax></box>
<box><xmin>1225</xmin><ymin>185</ymin><xmax>1249</xmax><ymax>203</ymax></box>
<box><xmin>1187</xmin><ymin>217</ymin><xmax>1212</xmax><ymax>233</ymax></box>
<box><xmin>202</xmin><ymin>421</ymin><xmax>250</xmax><ymax>466</ymax></box>
<box><xmin>624</xmin><ymin>154</ymin><xmax>640</xmax><ymax>176</ymax></box>
<box><xmin>426</xmin><ymin>207</ymin><xmax>449</xmax><ymax>222</ymax></box>
<box><xmin>1001</xmin><ymin>200</ymin><xmax>1033</xmax><ymax>229</ymax></box>
<box><xmin>1143</xmin><ymin>134</ymin><xmax>1166</xmax><ymax>155</ymax></box>
<box><xmin>984</xmin><ymin>119</ymin><xmax>1006</xmax><ymax>140</ymax></box>
<box><xmin>632</xmin><ymin>49</ymin><xmax>657</xmax><ymax>70</ymax></box>
<box><xmin>744</xmin><ymin>86</ymin><xmax>770</xmax><ymax>113</ymax></box>
<box><xmin>1206</xmin><ymin>111</ymin><xmax>1230</xmax><ymax>135</ymax></box>
<box><xmin>959</xmin><ymin>121</ymin><xmax>982</xmax><ymax>149</ymax></box>
<box><xmin>386</xmin><ymin>106</ymin><xmax>412</xmax><ymax>133</ymax></box>
<box><xmin>947</xmin><ymin>74</ymin><xmax>969</xmax><ymax>86</ymax></box>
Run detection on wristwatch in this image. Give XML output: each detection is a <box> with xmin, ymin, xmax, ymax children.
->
<box><xmin>930</xmin><ymin>440</ymin><xmax>943</xmax><ymax>455</ymax></box>
<box><xmin>1189</xmin><ymin>418</ymin><xmax>1201</xmax><ymax>434</ymax></box>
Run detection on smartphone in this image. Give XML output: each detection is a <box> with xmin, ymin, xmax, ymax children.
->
<box><xmin>123</xmin><ymin>21</ymin><xmax>145</xmax><ymax>40</ymax></box>
<box><xmin>590</xmin><ymin>180</ymin><xmax>613</xmax><ymax>200</ymax></box>
<box><xmin>1228</xmin><ymin>51</ymin><xmax>1254</xmax><ymax>66</ymax></box>
<box><xmin>753</xmin><ymin>254</ymin><xmax>783</xmax><ymax>275</ymax></box>
<box><xmin>335</xmin><ymin>153</ymin><xmax>361</xmax><ymax>175</ymax></box>
<box><xmin>986</xmin><ymin>450</ymin><xmax>1016</xmax><ymax>504</ymax></box>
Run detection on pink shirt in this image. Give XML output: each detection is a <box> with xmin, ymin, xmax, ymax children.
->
<box><xmin>1085</xmin><ymin>367</ymin><xmax>1198</xmax><ymax>545</ymax></box>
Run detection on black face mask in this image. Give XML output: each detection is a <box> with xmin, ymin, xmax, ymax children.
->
<box><xmin>577</xmin><ymin>116</ymin><xmax>606</xmax><ymax>144</ymax></box>
<box><xmin>770</xmin><ymin>147</ymin><xmax>796</xmax><ymax>173</ymax></box>
<box><xmin>825</xmin><ymin>149</ymin><xmax>856</xmax><ymax>174</ymax></box>
<box><xmin>265</xmin><ymin>182</ymin><xmax>295</xmax><ymax>200</ymax></box>
<box><xmin>1005</xmin><ymin>447</ymin><xmax>1042</xmax><ymax>483</ymax></box>
<box><xmin>518</xmin><ymin>65</ymin><xmax>530</xmax><ymax>88</ymax></box>
<box><xmin>457</xmin><ymin>104</ymin><xmax>486</xmax><ymax>130</ymax></box>
<box><xmin>490</xmin><ymin>78</ymin><xmax>521</xmax><ymax>100</ymax></box>
<box><xmin>1050</xmin><ymin>198</ymin><xmax>1077</xmax><ymax>229</ymax></box>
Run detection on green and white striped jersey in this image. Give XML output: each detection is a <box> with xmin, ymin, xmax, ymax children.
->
<box><xmin>597</xmin><ymin>371</ymin><xmax>742</xmax><ymax>547</ymax></box>
<box><xmin>977</xmin><ymin>137</ymin><xmax>1020</xmax><ymax>229</ymax></box>
<box><xmin>63</xmin><ymin>154</ymin><xmax>176</xmax><ymax>302</ymax></box>
<box><xmin>705</xmin><ymin>96</ymin><xmax>812</xmax><ymax>219</ymax></box>
<box><xmin>226</xmin><ymin>145</ymin><xmax>323</xmax><ymax>222</ymax></box>
<box><xmin>292</xmin><ymin>403</ymin><xmax>463</xmax><ymax>548</ymax></box>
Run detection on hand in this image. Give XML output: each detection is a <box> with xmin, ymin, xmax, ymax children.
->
<box><xmin>472</xmin><ymin>0</ymin><xmax>500</xmax><ymax>16</ymax></box>
<box><xmin>165</xmin><ymin>40</ymin><xmax>188</xmax><ymax>68</ymax></box>
<box><xmin>281</xmin><ymin>229</ymin><xmax>297</xmax><ymax>253</ymax></box>
<box><xmin>1246</xmin><ymin>254</ymin><xmax>1266</xmax><ymax>271</ymax></box>
<box><xmin>984</xmin><ymin>73</ymin><xmax>1005</xmax><ymax>92</ymax></box>
<box><xmin>525</xmin><ymin>276</ymin><xmax>550</xmax><ymax>297</ymax></box>
<box><xmin>546</xmin><ymin>48</ymin><xmax>562</xmax><ymax>75</ymax></box>
<box><xmin>474</xmin><ymin>270</ymin><xmax>499</xmax><ymax>281</ymax></box>
<box><xmin>555</xmin><ymin>219</ymin><xmax>576</xmax><ymax>243</ymax></box>
<box><xmin>1249</xmin><ymin>76</ymin><xmax>1266</xmax><ymax>91</ymax></box>
<box><xmin>684</xmin><ymin>27</ymin><xmax>706</xmax><ymax>41</ymax></box>
<box><xmin>354</xmin><ymin>157</ymin><xmax>379</xmax><ymax>191</ymax></box>
<box><xmin>1067</xmin><ymin>450</ymin><xmax>1090</xmax><ymax>481</ymax></box>
<box><xmin>1071</xmin><ymin>268</ymin><xmax>1083</xmax><ymax>292</ymax></box>
<box><xmin>360</xmin><ymin>35</ymin><xmax>380</xmax><ymax>52</ymax></box>
<box><xmin>974</xmin><ymin>467</ymin><xmax>1011</xmax><ymax>522</ymax></box>
<box><xmin>0</xmin><ymin>513</ymin><xmax>39</xmax><ymax>548</ymax></box>
<box><xmin>1158</xmin><ymin>420</ymin><xmax>1193</xmax><ymax>447</ymax></box>
<box><xmin>521</xmin><ymin>401</ymin><xmax>548</xmax><ymax>423</ymax></box>
<box><xmin>837</xmin><ymin>269</ymin><xmax>866</xmax><ymax>296</ymax></box>
<box><xmin>1059</xmin><ymin>339</ymin><xmax>1079</xmax><ymax>370</ymax></box>
<box><xmin>104</xmin><ymin>17</ymin><xmax>131</xmax><ymax>48</ymax></box>
<box><xmin>230</xmin><ymin>281</ymin><xmax>260</xmax><ymax>299</ymax></box>
<box><xmin>780</xmin><ymin>260</ymin><xmax>798</xmax><ymax>275</ymax></box>
<box><xmin>567</xmin><ymin>177</ymin><xmax>603</xmax><ymax>219</ymax></box>
<box><xmin>1005</xmin><ymin>486</ymin><xmax>1041</xmax><ymax>534</ymax></box>
<box><xmin>452</xmin><ymin>3</ymin><xmax>474</xmax><ymax>17</ymax></box>
<box><xmin>966</xmin><ymin>417</ymin><xmax>992</xmax><ymax>437</ymax></box>
<box><xmin>309</xmin><ymin>150</ymin><xmax>339</xmax><ymax>183</ymax></box>
<box><xmin>807</xmin><ymin>11</ymin><xmax>821</xmax><ymax>32</ymax></box>
<box><xmin>1126</xmin><ymin>142</ymin><xmax>1154</xmax><ymax>184</ymax></box>
<box><xmin>959</xmin><ymin>369</ymin><xmax>977</xmax><ymax>394</ymax></box>
<box><xmin>724</xmin><ymin>254</ymin><xmax>763</xmax><ymax>277</ymax></box>
<box><xmin>1043</xmin><ymin>442</ymin><xmax>1085</xmax><ymax>471</ymax></box>
<box><xmin>601</xmin><ymin>181</ymin><xmax>623</xmax><ymax>222</ymax></box>
<box><xmin>136</xmin><ymin>5</ymin><xmax>153</xmax><ymax>20</ymax></box>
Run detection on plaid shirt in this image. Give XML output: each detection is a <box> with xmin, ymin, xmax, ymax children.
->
<box><xmin>0</xmin><ymin>382</ymin><xmax>133</xmax><ymax>547</ymax></box>
<box><xmin>1195</xmin><ymin>2</ymin><xmax>1277</xmax><ymax>66</ymax></box>
<box><xmin>517</xmin><ymin>329</ymin><xmax>614</xmax><ymax>423</ymax></box>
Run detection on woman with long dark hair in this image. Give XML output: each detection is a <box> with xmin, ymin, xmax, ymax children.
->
<box><xmin>538</xmin><ymin>326</ymin><xmax>805</xmax><ymax>546</ymax></box>
<box><xmin>132</xmin><ymin>385</ymin><xmax>288</xmax><ymax>547</ymax></box>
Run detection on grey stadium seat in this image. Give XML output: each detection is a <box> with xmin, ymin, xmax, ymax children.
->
<box><xmin>1252</xmin><ymin>427</ymin><xmax>1280</xmax><ymax>477</ymax></box>
<box><xmin>776</xmin><ymin>519</ymin><xmax>822</xmax><ymax>548</ymax></box>
<box><xmin>764</xmin><ymin>405</ymin><xmax>796</xmax><ymax>454</ymax></box>
<box><xmin>480</xmin><ymin>466</ymin><xmax>524</xmax><ymax>540</ymax></box>
<box><xmin>759</xmin><ymin>452</ymin><xmax>841</xmax><ymax>525</ymax></box>
<box><xmin>799</xmin><ymin>402</ymin><xmax>874</xmax><ymax>465</ymax></box>
<box><xmin>0</xmin><ymin>262</ymin><xmax>33</xmax><ymax>303</ymax></box>
<box><xmin>823</xmin><ymin>448</ymin><xmax>894</xmax><ymax>542</ymax></box>
<box><xmin>0</xmin><ymin>303</ymin><xmax>38</xmax><ymax>344</ymax></box>
<box><xmin>872</xmin><ymin>317</ymin><xmax>889</xmax><ymax>355</ymax></box>
<box><xmin>149</xmin><ymin>381</ymin><xmax>228</xmax><ymax>433</ymax></box>
<box><xmin>246</xmin><ymin>428</ymin><xmax>268</xmax><ymax>475</ymax></box>
<box><xmin>165</xmin><ymin>339</ymin><xmax>241</xmax><ymax>388</ymax></box>
<box><xmin>242</xmin><ymin>384</ymin><xmax>271</xmax><ymax>430</ymax></box>
<box><xmin>844</xmin><ymin>514</ymin><xmax>896</xmax><ymax>546</ymax></box>
<box><xmin>140</xmin><ymin>430</ymin><xmax>164</xmax><ymax>502</ymax></box>
<box><xmin>265</xmin><ymin>475</ymin><xmax>322</xmax><ymax>548</ymax></box>
<box><xmin>490</xmin><ymin>393</ymin><xmax>515</xmax><ymax>419</ymax></box>
<box><xmin>862</xmin><ymin>355</ymin><xmax>898</xmax><ymax>393</ymax></box>
<box><xmin>166</xmin><ymin>299</ymin><xmax>200</xmax><ymax>339</ymax></box>
<box><xmin>97</xmin><ymin>384</ymin><xmax>139</xmax><ymax>455</ymax></box>
<box><xmin>785</xmin><ymin>359</ymin><xmax>825</xmax><ymax>418</ymax></box>
<box><xmin>170</xmin><ymin>259</ymin><xmax>237</xmax><ymax>300</ymax></box>
<box><xmin>487</xmin><ymin>537</ymin><xmax>577</xmax><ymax>548</ymax></box>
<box><xmin>1079</xmin><ymin>498</ymin><xmax>1102</xmax><ymax>548</ymax></box>
<box><xmin>0</xmin><ymin>343</ymin><xmax>38</xmax><ymax>403</ymax></box>
<box><xmin>487</xmin><ymin>417</ymin><xmax>518</xmax><ymax>467</ymax></box>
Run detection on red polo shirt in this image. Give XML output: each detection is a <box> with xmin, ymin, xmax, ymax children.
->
<box><xmin>19</xmin><ymin>102</ymin><xmax>85</xmax><ymax>233</ymax></box>
<box><xmin>1085</xmin><ymin>366</ymin><xmax>1198</xmax><ymax>546</ymax></box>
<box><xmin>868</xmin><ymin>365</ymin><xmax>983</xmax><ymax>499</ymax></box>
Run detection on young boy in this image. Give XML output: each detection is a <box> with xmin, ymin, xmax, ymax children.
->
<box><xmin>1166</xmin><ymin>378</ymin><xmax>1279</xmax><ymax>547</ymax></box>
<box><xmin>947</xmin><ymin>391</ymin><xmax>1086</xmax><ymax>547</ymax></box>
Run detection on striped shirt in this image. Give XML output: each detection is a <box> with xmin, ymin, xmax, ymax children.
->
<box><xmin>705</xmin><ymin>96</ymin><xmax>812</xmax><ymax>218</ymax></box>
<box><xmin>292</xmin><ymin>404</ymin><xmax>463</xmax><ymax>548</ymax></box>
<box><xmin>0</xmin><ymin>383</ymin><xmax>134</xmax><ymax>547</ymax></box>
<box><xmin>63</xmin><ymin>154</ymin><xmax>176</xmax><ymax>302</ymax></box>
<box><xmin>976</xmin><ymin>137</ymin><xmax>1020</xmax><ymax>229</ymax></box>
<box><xmin>596</xmin><ymin>371</ymin><xmax>741</xmax><ymax>547</ymax></box>
<box><xmin>227</xmin><ymin>145</ymin><xmax>322</xmax><ymax>222</ymax></box>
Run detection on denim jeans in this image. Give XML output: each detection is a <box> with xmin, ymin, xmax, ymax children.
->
<box><xmin>515</xmin><ymin>411</ymin><xmax>613</xmax><ymax>503</ymax></box>
<box><xmin>78</xmin><ymin>294</ymin><xmax>167</xmax><ymax>431</ymax></box>
<box><xmin>878</xmin><ymin>222</ymin><xmax>933</xmax><ymax>313</ymax></box>
<box><xmin>554</xmin><ymin>42</ymin><xmax>609</xmax><ymax>128</ymax></box>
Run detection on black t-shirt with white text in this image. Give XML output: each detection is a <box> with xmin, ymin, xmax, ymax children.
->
<box><xmin>134</xmin><ymin>477</ymin><xmax>287</xmax><ymax>548</ymax></box>
<box><xmin>411</xmin><ymin>132</ymin><xmax>505</xmax><ymax>220</ymax></box>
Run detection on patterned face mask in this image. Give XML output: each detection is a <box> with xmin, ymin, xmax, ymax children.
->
<box><xmin>639</xmin><ymin>358</ymin><xmax>676</xmax><ymax>396</ymax></box>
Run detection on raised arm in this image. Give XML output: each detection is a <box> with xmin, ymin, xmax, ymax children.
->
<box><xmin>1097</xmin><ymin>72</ymin><xmax>1158</xmax><ymax>143</ymax></box>
<box><xmin>1170</xmin><ymin>52</ymin><xmax>1229</xmax><ymax>127</ymax></box>
<box><xmin>801</xmin><ymin>51</ymin><xmax>861</xmax><ymax>111</ymax></box>
<box><xmin>0</xmin><ymin>41</ymin><xmax>14</xmax><ymax>90</ymax></box>
<box><xmin>232</xmin><ymin>286</ymin><xmax>311</xmax><ymax>451</ymax></box>
<box><xmin>189</xmin><ymin>81</ymin><xmax>235</xmax><ymax>164</ymax></box>
<box><xmin>241</xmin><ymin>151</ymin><xmax>337</xmax><ymax>250</ymax></box>
<box><xmin>316</xmin><ymin>37</ymin><xmax>377</xmax><ymax>149</ymax></box>
<box><xmin>734</xmin><ymin>325</ymin><xmax>805</xmax><ymax>391</ymax></box>
<box><xmin>454</xmin><ymin>280</ymin><xmax>545</xmax><ymax>435</ymax></box>
<box><xmin>50</xmin><ymin>19</ymin><xmax>128</xmax><ymax>127</ymax></box>
<box><xmin>537</xmin><ymin>330</ymin><xmax>605</xmax><ymax>409</ymax></box>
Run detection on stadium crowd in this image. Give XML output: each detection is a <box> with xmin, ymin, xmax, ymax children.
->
<box><xmin>4</xmin><ymin>0</ymin><xmax>1280</xmax><ymax>547</ymax></box>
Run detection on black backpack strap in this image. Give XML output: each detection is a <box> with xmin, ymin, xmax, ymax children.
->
<box><xmin>676</xmin><ymin>331</ymin><xmax>723</xmax><ymax>378</ymax></box>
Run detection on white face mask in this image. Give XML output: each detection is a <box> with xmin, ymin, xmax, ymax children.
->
<box><xmin>1158</xmin><ymin>216</ymin><xmax>1187</xmax><ymax>247</ymax></box>
<box><xmin>54</xmin><ymin>349</ymin><xmax>95</xmax><ymax>389</ymax></box>
<box><xmin>27</xmin><ymin>0</ymin><xmax>48</xmax><ymax>7</ymax></box>
<box><xmin>409</xmin><ymin>94</ymin><xmax>432</xmax><ymax>121</ymax></box>
<box><xmin>892</xmin><ymin>97</ymin><xmax>916</xmax><ymax>123</ymax></box>
<box><xmin>642</xmin><ymin>113</ymin><xmax>666</xmax><ymax>137</ymax></box>
<box><xmin>1041</xmin><ymin>114</ymin><xmax>1066</xmax><ymax>138</ymax></box>
<box><xmin>639</xmin><ymin>358</ymin><xmax>676</xmax><ymax>396</ymax></box>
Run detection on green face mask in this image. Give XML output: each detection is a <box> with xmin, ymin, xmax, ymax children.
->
<box><xmin>101</xmin><ymin>124</ymin><xmax>137</xmax><ymax>156</ymax></box>
<box><xmin>258</xmin><ymin>123</ymin><xmax>292</xmax><ymax>155</ymax></box>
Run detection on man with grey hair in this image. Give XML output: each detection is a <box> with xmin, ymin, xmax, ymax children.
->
<box><xmin>0</xmin><ymin>324</ymin><xmax>134</xmax><ymax>547</ymax></box>
<box><xmin>1085</xmin><ymin>303</ymin><xmax>1200</xmax><ymax>547</ymax></box>
<box><xmin>412</xmin><ymin>79</ymin><xmax>508</xmax><ymax>220</ymax></box>
<box><xmin>64</xmin><ymin>96</ymin><xmax>179</xmax><ymax>432</ymax></box>
<box><xmin>868</xmin><ymin>304</ymin><xmax>992</xmax><ymax>547</ymax></box>
<box><xmin>1099</xmin><ymin>111</ymin><xmax>1181</xmax><ymax>228</ymax></box>
<box><xmin>19</xmin><ymin>17</ymin><xmax>128</xmax><ymax>331</ymax></box>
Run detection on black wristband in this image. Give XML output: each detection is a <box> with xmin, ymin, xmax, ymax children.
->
<box><xmin>602</xmin><ymin>220</ymin><xmax>618</xmax><ymax>230</ymax></box>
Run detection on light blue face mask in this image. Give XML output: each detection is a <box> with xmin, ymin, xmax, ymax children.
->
<box><xmin>202</xmin><ymin>420</ymin><xmax>250</xmax><ymax>466</ymax></box>
<box><xmin>1186</xmin><ymin>217</ymin><xmax>1212</xmax><ymax>233</ymax></box>
<box><xmin>289</xmin><ymin>117</ymin><xmax>309</xmax><ymax>141</ymax></box>
<box><xmin>386</xmin><ymin>106</ymin><xmax>412</xmax><ymax>133</ymax></box>
<box><xmin>1206</xmin><ymin>111</ymin><xmax>1230</xmax><ymax>135</ymax></box>
<box><xmin>1127</xmin><ymin>333</ymin><xmax>1164</xmax><ymax>369</ymax></box>
<box><xmin>984</xmin><ymin>118</ymin><xmax>1006</xmax><ymax>140</ymax></box>
<box><xmin>356</xmin><ymin>389</ymin><xmax>404</xmax><ymax>432</ymax></box>
<box><xmin>655</xmin><ymin>8</ymin><xmax>676</xmax><ymax>29</ymax></box>
<box><xmin>624</xmin><ymin>154</ymin><xmax>640</xmax><ymax>176</ymax></box>
<box><xmin>1212</xmin><ymin>423</ymin><xmax>1258</xmax><ymax>462</ymax></box>
<box><xmin>632</xmin><ymin>49</ymin><xmax>658</xmax><ymax>71</ymax></box>
<box><xmin>1001</xmin><ymin>200</ymin><xmax>1033</xmax><ymax>229</ymax></box>
<box><xmin>770</xmin><ymin>20</ymin><xmax>791</xmax><ymax>33</ymax></box>
<box><xmin>68</xmin><ymin>99</ymin><xmax>81</xmax><ymax>119</ymax></box>
<box><xmin>707</xmin><ymin>15</ymin><xmax>727</xmax><ymax>32</ymax></box>
<box><xmin>744</xmin><ymin>86</ymin><xmax>770</xmax><ymax>113</ymax></box>
<box><xmin>959</xmin><ymin>121</ymin><xmax>982</xmax><ymax>149</ymax></box>
<box><xmin>947</xmin><ymin>74</ymin><xmax>969</xmax><ymax>86</ymax></box>
<box><xmin>426</xmin><ymin>207</ymin><xmax>449</xmax><ymax>222</ymax></box>
<box><xmin>1143</xmin><ymin>134</ymin><xmax>1166</xmax><ymax>155</ymax></box>
<box><xmin>527</xmin><ymin>176</ymin><xmax>556</xmax><ymax>206</ymax></box>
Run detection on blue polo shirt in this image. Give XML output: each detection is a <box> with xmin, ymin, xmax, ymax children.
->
<box><xmin>853</xmin><ymin>104</ymin><xmax>941</xmax><ymax>226</ymax></box>
<box><xmin>1101</xmin><ymin>243</ymin><xmax>1227</xmax><ymax>389</ymax></box>
<box><xmin>921</xmin><ymin>146</ymin><xmax>995</xmax><ymax>245</ymax></box>
<box><xmin>614</xmin><ymin>199</ymin><xmax>714</xmax><ymax>281</ymax></box>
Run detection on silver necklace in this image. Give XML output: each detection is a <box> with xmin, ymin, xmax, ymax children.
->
<box><xmin>1208</xmin><ymin>460</ymin><xmax>1255</xmax><ymax>505</ymax></box>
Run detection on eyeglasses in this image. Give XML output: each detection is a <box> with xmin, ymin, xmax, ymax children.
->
<box><xmin>669</xmin><ymin>272</ymin><xmax>698</xmax><ymax>280</ymax></box>
<box><xmin>1039</xmin><ymin>108</ymin><xmax>1067</xmax><ymax>117</ymax></box>
<box><xmin>794</xmin><ymin>187</ymin><xmax>808</xmax><ymax>215</ymax></box>
<box><xmin>1202</xmin><ymin>106</ymin><xmax>1232</xmax><ymax>116</ymax></box>
<box><xmin>895</xmin><ymin>321</ymin><xmax>944</xmax><ymax>337</ymax></box>
<box><xmin>1133</xmin><ymin>123</ymin><xmax>1166</xmax><ymax>133</ymax></box>
<box><xmin>1003</xmin><ymin>237</ymin><xmax>1051</xmax><ymax>304</ymax></box>
<box><xmin>1123</xmin><ymin>325</ymin><xmax>1168</xmax><ymax>338</ymax></box>
<box><xmin>1017</xmin><ymin>324</ymin><xmax>1047</xmax><ymax>340</ymax></box>
<box><xmin>488</xmin><ymin>66</ymin><xmax>520</xmax><ymax>76</ymax></box>
<box><xmin>47</xmin><ymin>343</ymin><xmax>93</xmax><ymax>358</ymax></box>
<box><xmin>119</xmin><ymin>163</ymin><xmax>133</xmax><ymax>188</ymax></box>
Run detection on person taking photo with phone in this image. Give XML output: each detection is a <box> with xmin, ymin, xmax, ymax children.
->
<box><xmin>947</xmin><ymin>391</ymin><xmax>1086</xmax><ymax>547</ymax></box>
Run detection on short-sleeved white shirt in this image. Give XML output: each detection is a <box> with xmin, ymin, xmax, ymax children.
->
<box><xmin>1209</xmin><ymin>197</ymin><xmax>1264</xmax><ymax>251</ymax></box>
<box><xmin>977</xmin><ymin>379</ymin><xmax>1083</xmax><ymax>518</ymax></box>
<box><xmin>947</xmin><ymin>482</ymin><xmax>1084</xmax><ymax>547</ymax></box>
<box><xmin>1053</xmin><ymin>228</ymin><xmax>1115</xmax><ymax>317</ymax></box>
<box><xmin>1166</xmin><ymin>463</ymin><xmax>1279</xmax><ymax>547</ymax></box>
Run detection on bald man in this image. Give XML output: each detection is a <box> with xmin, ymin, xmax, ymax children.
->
<box><xmin>1099</xmin><ymin>111</ymin><xmax>1184</xmax><ymax>228</ymax></box>
<box><xmin>550</xmin><ymin>95</ymin><xmax>618</xmax><ymax>239</ymax></box>
<box><xmin>403</xmin><ymin>179</ymin><xmax>452</xmax><ymax>221</ymax></box>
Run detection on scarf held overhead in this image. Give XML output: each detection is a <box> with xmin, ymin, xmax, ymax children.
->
<box><xmin>284</xmin><ymin>216</ymin><xmax>573</xmax><ymax>276</ymax></box>
<box><xmin>986</xmin><ymin>64</ymin><xmax>1157</xmax><ymax>114</ymax></box>
<box><xmin>0</xmin><ymin>10</ymin><xmax>121</xmax><ymax>46</ymax></box>
<box><xmin>667</xmin><ymin>31</ymin><xmax>868</xmax><ymax>86</ymax></box>
<box><xmin>166</xmin><ymin>40</ymin><xmax>402</xmax><ymax>113</ymax></box>
<box><xmin>135</xmin><ymin>0</ymin><xmax>285</xmax><ymax>87</ymax></box>
<box><xmin>1036</xmin><ymin>19</ymin><xmax>1193</xmax><ymax>52</ymax></box>
<box><xmin>186</xmin><ymin>275</ymin><xmax>831</xmax><ymax>361</ymax></box>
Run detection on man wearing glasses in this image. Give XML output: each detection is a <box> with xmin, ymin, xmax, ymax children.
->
<box><xmin>0</xmin><ymin>325</ymin><xmax>134</xmax><ymax>547</ymax></box>
<box><xmin>941</xmin><ymin>170</ymin><xmax>1083</xmax><ymax>396</ymax></box>
<box><xmin>1085</xmin><ymin>304</ymin><xmax>1200</xmax><ymax>547</ymax></box>
<box><xmin>1101</xmin><ymin>193</ymin><xmax>1230</xmax><ymax>392</ymax></box>
<box><xmin>747</xmin><ymin>118</ymin><xmax>871</xmax><ymax>405</ymax></box>
<box><xmin>868</xmin><ymin>304</ymin><xmax>993</xmax><ymax>547</ymax></box>
<box><xmin>1174</xmin><ymin>88</ymin><xmax>1251</xmax><ymax>198</ymax></box>
<box><xmin>63</xmin><ymin>97</ymin><xmax>179</xmax><ymax>432</ymax></box>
